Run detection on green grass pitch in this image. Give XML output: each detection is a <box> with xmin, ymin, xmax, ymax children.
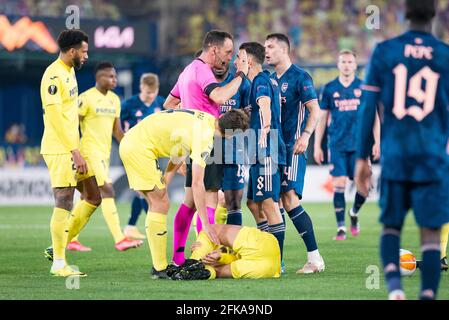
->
<box><xmin>0</xmin><ymin>203</ymin><xmax>447</xmax><ymax>300</ymax></box>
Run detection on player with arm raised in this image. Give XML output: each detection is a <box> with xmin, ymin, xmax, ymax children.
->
<box><xmin>164</xmin><ymin>30</ymin><xmax>249</xmax><ymax>267</ymax></box>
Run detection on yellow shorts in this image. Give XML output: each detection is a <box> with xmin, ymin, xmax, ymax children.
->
<box><xmin>230</xmin><ymin>227</ymin><xmax>281</xmax><ymax>279</ymax></box>
<box><xmin>43</xmin><ymin>154</ymin><xmax>77</xmax><ymax>188</ymax></box>
<box><xmin>42</xmin><ymin>153</ymin><xmax>94</xmax><ymax>188</ymax></box>
<box><xmin>82</xmin><ymin>154</ymin><xmax>111</xmax><ymax>187</ymax></box>
<box><xmin>119</xmin><ymin>136</ymin><xmax>165</xmax><ymax>191</ymax></box>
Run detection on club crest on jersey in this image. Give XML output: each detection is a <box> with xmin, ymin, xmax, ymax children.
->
<box><xmin>333</xmin><ymin>92</ymin><xmax>340</xmax><ymax>98</ymax></box>
<box><xmin>281</xmin><ymin>83</ymin><xmax>288</xmax><ymax>93</ymax></box>
<box><xmin>48</xmin><ymin>85</ymin><xmax>57</xmax><ymax>95</ymax></box>
<box><xmin>354</xmin><ymin>89</ymin><xmax>362</xmax><ymax>98</ymax></box>
<box><xmin>135</xmin><ymin>110</ymin><xmax>143</xmax><ymax>117</ymax></box>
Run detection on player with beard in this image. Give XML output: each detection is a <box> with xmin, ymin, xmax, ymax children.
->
<box><xmin>41</xmin><ymin>29</ymin><xmax>100</xmax><ymax>277</ymax></box>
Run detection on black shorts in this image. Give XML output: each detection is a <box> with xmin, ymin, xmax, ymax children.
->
<box><xmin>185</xmin><ymin>149</ymin><xmax>223</xmax><ymax>190</ymax></box>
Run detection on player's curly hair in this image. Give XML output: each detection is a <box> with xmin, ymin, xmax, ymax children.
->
<box><xmin>218</xmin><ymin>109</ymin><xmax>249</xmax><ymax>136</ymax></box>
<box><xmin>406</xmin><ymin>0</ymin><xmax>436</xmax><ymax>24</ymax></box>
<box><xmin>57</xmin><ymin>29</ymin><xmax>88</xmax><ymax>53</ymax></box>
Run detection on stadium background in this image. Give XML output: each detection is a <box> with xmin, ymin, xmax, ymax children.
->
<box><xmin>1</xmin><ymin>0</ymin><xmax>448</xmax><ymax>300</ymax></box>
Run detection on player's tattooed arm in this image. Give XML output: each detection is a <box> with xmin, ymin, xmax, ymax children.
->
<box><xmin>294</xmin><ymin>99</ymin><xmax>320</xmax><ymax>155</ymax></box>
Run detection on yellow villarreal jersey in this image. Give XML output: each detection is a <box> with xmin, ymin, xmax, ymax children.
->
<box><xmin>40</xmin><ymin>58</ymin><xmax>79</xmax><ymax>154</ymax></box>
<box><xmin>125</xmin><ymin>109</ymin><xmax>216</xmax><ymax>168</ymax></box>
<box><xmin>79</xmin><ymin>87</ymin><xmax>121</xmax><ymax>158</ymax></box>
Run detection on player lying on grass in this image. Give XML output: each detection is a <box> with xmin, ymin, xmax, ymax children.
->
<box><xmin>119</xmin><ymin>108</ymin><xmax>249</xmax><ymax>279</ymax></box>
<box><xmin>169</xmin><ymin>224</ymin><xmax>281</xmax><ymax>280</ymax></box>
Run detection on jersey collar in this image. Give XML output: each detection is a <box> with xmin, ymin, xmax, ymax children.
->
<box><xmin>57</xmin><ymin>58</ymin><xmax>72</xmax><ymax>72</ymax></box>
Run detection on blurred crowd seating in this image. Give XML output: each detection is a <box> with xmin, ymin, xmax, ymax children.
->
<box><xmin>173</xmin><ymin>0</ymin><xmax>449</xmax><ymax>63</ymax></box>
<box><xmin>0</xmin><ymin>0</ymin><xmax>121</xmax><ymax>20</ymax></box>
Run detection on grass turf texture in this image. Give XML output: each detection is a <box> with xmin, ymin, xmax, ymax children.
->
<box><xmin>0</xmin><ymin>203</ymin><xmax>447</xmax><ymax>300</ymax></box>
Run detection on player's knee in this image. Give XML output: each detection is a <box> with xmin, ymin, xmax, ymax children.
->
<box><xmin>152</xmin><ymin>193</ymin><xmax>170</xmax><ymax>213</ymax></box>
<box><xmin>55</xmin><ymin>192</ymin><xmax>74</xmax><ymax>211</ymax></box>
<box><xmin>226</xmin><ymin>198</ymin><xmax>241</xmax><ymax>211</ymax></box>
<box><xmin>281</xmin><ymin>192</ymin><xmax>299</xmax><ymax>211</ymax></box>
<box><xmin>84</xmin><ymin>192</ymin><xmax>102</xmax><ymax>207</ymax></box>
<box><xmin>100</xmin><ymin>184</ymin><xmax>115</xmax><ymax>198</ymax></box>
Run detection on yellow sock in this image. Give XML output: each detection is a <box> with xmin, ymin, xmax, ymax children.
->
<box><xmin>67</xmin><ymin>200</ymin><xmax>97</xmax><ymax>244</ymax></box>
<box><xmin>215</xmin><ymin>205</ymin><xmax>228</xmax><ymax>224</ymax></box>
<box><xmin>205</xmin><ymin>265</ymin><xmax>216</xmax><ymax>279</ymax></box>
<box><xmin>101</xmin><ymin>198</ymin><xmax>125</xmax><ymax>243</ymax></box>
<box><xmin>145</xmin><ymin>212</ymin><xmax>168</xmax><ymax>271</ymax></box>
<box><xmin>70</xmin><ymin>234</ymin><xmax>79</xmax><ymax>242</ymax></box>
<box><xmin>50</xmin><ymin>207</ymin><xmax>70</xmax><ymax>260</ymax></box>
<box><xmin>190</xmin><ymin>231</ymin><xmax>216</xmax><ymax>260</ymax></box>
<box><xmin>441</xmin><ymin>223</ymin><xmax>449</xmax><ymax>259</ymax></box>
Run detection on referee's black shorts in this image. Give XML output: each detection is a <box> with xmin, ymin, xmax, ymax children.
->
<box><xmin>185</xmin><ymin>148</ymin><xmax>223</xmax><ymax>191</ymax></box>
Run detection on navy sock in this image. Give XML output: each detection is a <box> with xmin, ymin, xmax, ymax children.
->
<box><xmin>269</xmin><ymin>222</ymin><xmax>285</xmax><ymax>261</ymax></box>
<box><xmin>352</xmin><ymin>192</ymin><xmax>366</xmax><ymax>214</ymax></box>
<box><xmin>257</xmin><ymin>221</ymin><xmax>269</xmax><ymax>232</ymax></box>
<box><xmin>226</xmin><ymin>209</ymin><xmax>242</xmax><ymax>225</ymax></box>
<box><xmin>420</xmin><ymin>247</ymin><xmax>441</xmax><ymax>300</ymax></box>
<box><xmin>380</xmin><ymin>230</ymin><xmax>402</xmax><ymax>293</ymax></box>
<box><xmin>128</xmin><ymin>196</ymin><xmax>142</xmax><ymax>226</ymax></box>
<box><xmin>288</xmin><ymin>205</ymin><xmax>318</xmax><ymax>252</ymax></box>
<box><xmin>141</xmin><ymin>198</ymin><xmax>149</xmax><ymax>213</ymax></box>
<box><xmin>279</xmin><ymin>208</ymin><xmax>286</xmax><ymax>225</ymax></box>
<box><xmin>333</xmin><ymin>188</ymin><xmax>346</xmax><ymax>228</ymax></box>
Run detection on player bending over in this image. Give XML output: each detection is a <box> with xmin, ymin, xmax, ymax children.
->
<box><xmin>119</xmin><ymin>108</ymin><xmax>249</xmax><ymax>279</ymax></box>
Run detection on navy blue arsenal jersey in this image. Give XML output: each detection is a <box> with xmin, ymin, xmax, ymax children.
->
<box><xmin>271</xmin><ymin>65</ymin><xmax>318</xmax><ymax>148</ymax></box>
<box><xmin>120</xmin><ymin>95</ymin><xmax>165</xmax><ymax>131</ymax></box>
<box><xmin>320</xmin><ymin>77</ymin><xmax>363</xmax><ymax>151</ymax></box>
<box><xmin>358</xmin><ymin>30</ymin><xmax>449</xmax><ymax>182</ymax></box>
<box><xmin>219</xmin><ymin>72</ymin><xmax>251</xmax><ymax>164</ymax></box>
<box><xmin>249</xmin><ymin>70</ymin><xmax>286</xmax><ymax>165</ymax></box>
<box><xmin>219</xmin><ymin>72</ymin><xmax>251</xmax><ymax>115</ymax></box>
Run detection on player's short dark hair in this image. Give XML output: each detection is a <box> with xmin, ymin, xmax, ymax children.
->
<box><xmin>218</xmin><ymin>109</ymin><xmax>249</xmax><ymax>135</ymax></box>
<box><xmin>239</xmin><ymin>42</ymin><xmax>265</xmax><ymax>65</ymax></box>
<box><xmin>57</xmin><ymin>29</ymin><xmax>89</xmax><ymax>53</ymax></box>
<box><xmin>95</xmin><ymin>61</ymin><xmax>114</xmax><ymax>75</ymax></box>
<box><xmin>202</xmin><ymin>30</ymin><xmax>233</xmax><ymax>51</ymax></box>
<box><xmin>194</xmin><ymin>49</ymin><xmax>203</xmax><ymax>58</ymax></box>
<box><xmin>266</xmin><ymin>33</ymin><xmax>290</xmax><ymax>51</ymax></box>
<box><xmin>405</xmin><ymin>0</ymin><xmax>436</xmax><ymax>24</ymax></box>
